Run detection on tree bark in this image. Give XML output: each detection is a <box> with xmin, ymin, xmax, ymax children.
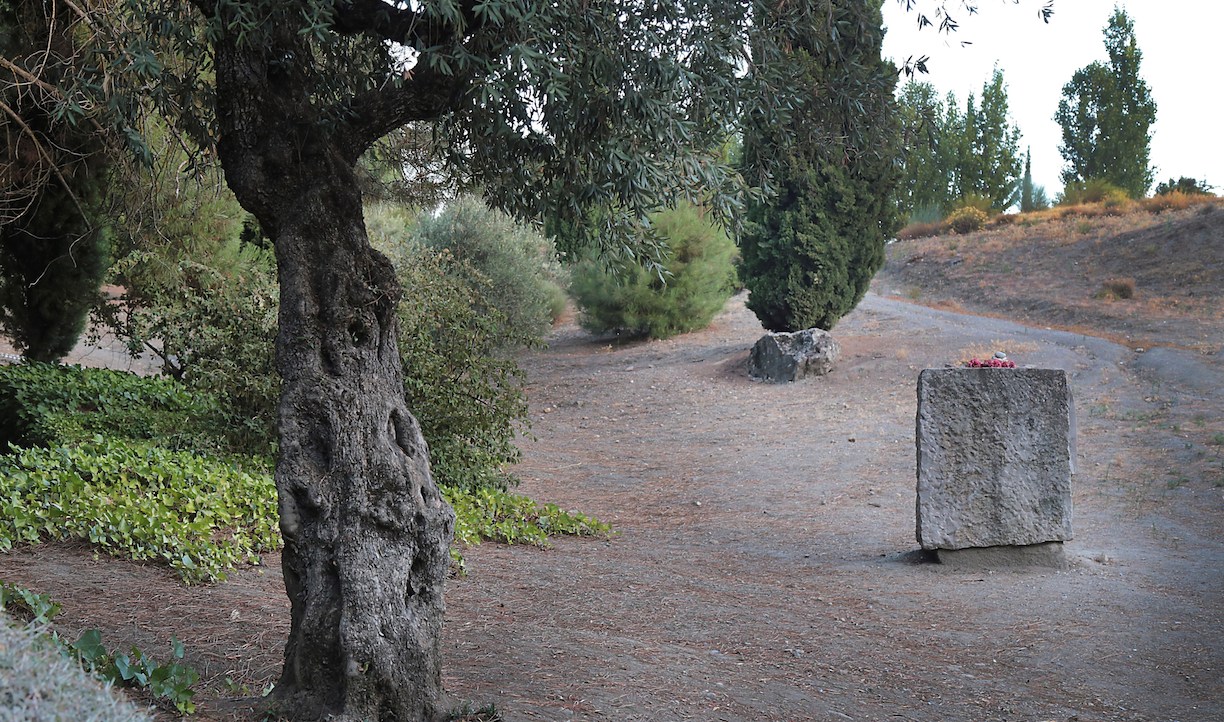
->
<box><xmin>211</xmin><ymin>22</ymin><xmax>456</xmax><ymax>722</ymax></box>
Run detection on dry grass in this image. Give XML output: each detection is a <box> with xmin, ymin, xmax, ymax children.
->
<box><xmin>896</xmin><ymin>219</ymin><xmax>946</xmax><ymax>240</ymax></box>
<box><xmin>1140</xmin><ymin>191</ymin><xmax>1216</xmax><ymax>214</ymax></box>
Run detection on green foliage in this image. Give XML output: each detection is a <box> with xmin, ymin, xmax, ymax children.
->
<box><xmin>72</xmin><ymin>630</ymin><xmax>200</xmax><ymax>714</ymax></box>
<box><xmin>906</xmin><ymin>203</ymin><xmax>946</xmax><ymax>226</ymax></box>
<box><xmin>411</xmin><ymin>197</ymin><xmax>568</xmax><ymax>342</ymax></box>
<box><xmin>1019</xmin><ymin>148</ymin><xmax>1051</xmax><ymax>213</ymax></box>
<box><xmin>0</xmin><ymin>439</ymin><xmax>280</xmax><ymax>583</ymax></box>
<box><xmin>1058</xmin><ymin>179</ymin><xmax>1130</xmax><ymax>207</ymax></box>
<box><xmin>1032</xmin><ymin>185</ymin><xmax>1051</xmax><ymax>211</ymax></box>
<box><xmin>95</xmin><ymin>249</ymin><xmax>280</xmax><ymax>457</ymax></box>
<box><xmin>953</xmin><ymin>194</ymin><xmax>994</xmax><ymax>215</ymax></box>
<box><xmin>1056</xmin><ymin>8</ymin><xmax>1157</xmax><ymax>197</ymax></box>
<box><xmin>105</xmin><ymin>132</ymin><xmax>250</xmax><ymax>282</ymax></box>
<box><xmin>0</xmin><ymin>581</ymin><xmax>61</xmax><ymax>626</ymax></box>
<box><xmin>946</xmin><ymin>206</ymin><xmax>989</xmax><ymax>235</ymax></box>
<box><xmin>896</xmin><ymin>82</ymin><xmax>953</xmax><ymax>220</ymax></box>
<box><xmin>959</xmin><ymin>68</ymin><xmax>1023</xmax><ymax>211</ymax></box>
<box><xmin>569</xmin><ymin>203</ymin><xmax>737</xmax><ymax>339</ymax></box>
<box><xmin>897</xmin><ymin>70</ymin><xmax>1021</xmax><ymax>219</ymax></box>
<box><xmin>1154</xmin><ymin>177</ymin><xmax>1214</xmax><ymax>196</ymax></box>
<box><xmin>364</xmin><ymin>201</ymin><xmax>424</xmax><ymax>248</ymax></box>
<box><xmin>446</xmin><ymin>486</ymin><xmax>611</xmax><ymax>550</ymax></box>
<box><xmin>390</xmin><ymin>246</ymin><xmax>534</xmax><ymax>492</ymax></box>
<box><xmin>0</xmin><ymin>361</ymin><xmax>222</xmax><ymax>452</ymax></box>
<box><xmin>0</xmin><ymin>612</ymin><xmax>153</xmax><ymax>722</ymax></box>
<box><xmin>739</xmin><ymin>0</ymin><xmax>900</xmax><ymax>333</ymax></box>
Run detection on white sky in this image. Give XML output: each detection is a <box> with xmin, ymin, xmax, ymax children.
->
<box><xmin>880</xmin><ymin>0</ymin><xmax>1221</xmax><ymax>197</ymax></box>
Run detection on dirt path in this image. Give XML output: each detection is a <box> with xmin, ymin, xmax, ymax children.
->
<box><xmin>2</xmin><ymin>292</ymin><xmax>1221</xmax><ymax>721</ymax></box>
<box><xmin>441</xmin><ymin>292</ymin><xmax>1224</xmax><ymax>722</ymax></box>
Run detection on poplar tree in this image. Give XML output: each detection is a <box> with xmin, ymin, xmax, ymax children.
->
<box><xmin>1055</xmin><ymin>7</ymin><xmax>1156</xmax><ymax>197</ymax></box>
<box><xmin>962</xmin><ymin>68</ymin><xmax>1022</xmax><ymax>210</ymax></box>
<box><xmin>896</xmin><ymin>81</ymin><xmax>950</xmax><ymax>220</ymax></box>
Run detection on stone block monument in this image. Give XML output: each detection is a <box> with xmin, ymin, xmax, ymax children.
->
<box><xmin>915</xmin><ymin>367</ymin><xmax>1075</xmax><ymax>566</ymax></box>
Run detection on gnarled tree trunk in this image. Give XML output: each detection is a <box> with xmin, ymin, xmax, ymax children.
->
<box><xmin>271</xmin><ymin>165</ymin><xmax>454</xmax><ymax>721</ymax></box>
<box><xmin>212</xmin><ymin>19</ymin><xmax>457</xmax><ymax>722</ymax></box>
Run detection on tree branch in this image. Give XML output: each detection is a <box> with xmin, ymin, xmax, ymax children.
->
<box><xmin>329</xmin><ymin>0</ymin><xmax>485</xmax><ymax>47</ymax></box>
<box><xmin>335</xmin><ymin>68</ymin><xmax>463</xmax><ymax>163</ymax></box>
<box><xmin>0</xmin><ymin>98</ymin><xmax>89</xmax><ymax>223</ymax></box>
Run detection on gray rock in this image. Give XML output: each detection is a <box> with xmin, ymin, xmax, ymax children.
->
<box><xmin>916</xmin><ymin>368</ymin><xmax>1074</xmax><ymax>550</ymax></box>
<box><xmin>748</xmin><ymin>329</ymin><xmax>839</xmax><ymax>383</ymax></box>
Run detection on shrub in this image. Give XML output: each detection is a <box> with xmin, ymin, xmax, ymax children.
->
<box><xmin>906</xmin><ymin>204</ymin><xmax>945</xmax><ymax>225</ymax></box>
<box><xmin>1058</xmin><ymin>178</ymin><xmax>1130</xmax><ymax>205</ymax></box>
<box><xmin>94</xmin><ymin>249</ymin><xmax>280</xmax><ymax>457</ymax></box>
<box><xmin>1154</xmin><ymin>177</ymin><xmax>1214</xmax><ymax>196</ymax></box>
<box><xmin>395</xmin><ymin>246</ymin><xmax>534</xmax><ymax>492</ymax></box>
<box><xmin>951</xmin><ymin>194</ymin><xmax>994</xmax><ymax>214</ymax></box>
<box><xmin>0</xmin><ymin>362</ymin><xmax>221</xmax><ymax>452</ymax></box>
<box><xmin>569</xmin><ymin>203</ymin><xmax>736</xmax><ymax>339</ymax></box>
<box><xmin>1102</xmin><ymin>192</ymin><xmax>1133</xmax><ymax>216</ymax></box>
<box><xmin>1096</xmin><ymin>277</ymin><xmax>1136</xmax><ymax>300</ymax></box>
<box><xmin>0</xmin><ymin>613</ymin><xmax>154</xmax><ymax>722</ymax></box>
<box><xmin>0</xmin><ymin>439</ymin><xmax>279</xmax><ymax>583</ymax></box>
<box><xmin>409</xmin><ymin>197</ymin><xmax>567</xmax><ymax>343</ymax></box>
<box><xmin>946</xmin><ymin>206</ymin><xmax>989</xmax><ymax>234</ymax></box>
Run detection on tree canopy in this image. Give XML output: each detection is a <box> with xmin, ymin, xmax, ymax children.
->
<box><xmin>895</xmin><ymin>68</ymin><xmax>1022</xmax><ymax>219</ymax></box>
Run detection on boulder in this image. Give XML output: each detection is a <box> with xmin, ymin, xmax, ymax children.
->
<box><xmin>915</xmin><ymin>368</ymin><xmax>1074</xmax><ymax>550</ymax></box>
<box><xmin>748</xmin><ymin>329</ymin><xmax>839</xmax><ymax>383</ymax></box>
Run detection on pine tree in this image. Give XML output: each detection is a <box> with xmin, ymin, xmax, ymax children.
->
<box><xmin>739</xmin><ymin>0</ymin><xmax>901</xmax><ymax>333</ymax></box>
<box><xmin>1055</xmin><ymin>7</ymin><xmax>1157</xmax><ymax>197</ymax></box>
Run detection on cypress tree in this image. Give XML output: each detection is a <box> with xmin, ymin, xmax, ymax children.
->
<box><xmin>740</xmin><ymin>0</ymin><xmax>901</xmax><ymax>333</ymax></box>
<box><xmin>1020</xmin><ymin>148</ymin><xmax>1035</xmax><ymax>212</ymax></box>
<box><xmin>0</xmin><ymin>2</ymin><xmax>110</xmax><ymax>362</ymax></box>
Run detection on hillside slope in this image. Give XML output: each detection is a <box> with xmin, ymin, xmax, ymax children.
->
<box><xmin>873</xmin><ymin>201</ymin><xmax>1224</xmax><ymax>356</ymax></box>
